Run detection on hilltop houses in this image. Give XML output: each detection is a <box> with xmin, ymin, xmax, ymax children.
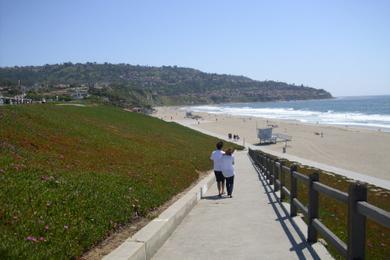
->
<box><xmin>70</xmin><ymin>87</ymin><xmax>89</xmax><ymax>100</ymax></box>
<box><xmin>0</xmin><ymin>94</ymin><xmax>32</xmax><ymax>105</ymax></box>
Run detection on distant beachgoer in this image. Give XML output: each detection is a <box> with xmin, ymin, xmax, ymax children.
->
<box><xmin>228</xmin><ymin>133</ymin><xmax>232</xmax><ymax>139</ymax></box>
<box><xmin>221</xmin><ymin>148</ymin><xmax>235</xmax><ymax>198</ymax></box>
<box><xmin>210</xmin><ymin>141</ymin><xmax>225</xmax><ymax>197</ymax></box>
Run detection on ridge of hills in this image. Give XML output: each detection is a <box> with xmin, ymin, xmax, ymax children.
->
<box><xmin>0</xmin><ymin>62</ymin><xmax>332</xmax><ymax>107</ymax></box>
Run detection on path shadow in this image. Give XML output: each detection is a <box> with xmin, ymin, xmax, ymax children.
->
<box><xmin>253</xmin><ymin>142</ymin><xmax>274</xmax><ymax>146</ymax></box>
<box><xmin>201</xmin><ymin>195</ymin><xmax>228</xmax><ymax>200</ymax></box>
<box><xmin>248</xmin><ymin>155</ymin><xmax>321</xmax><ymax>260</ymax></box>
<box><xmin>253</xmin><ymin>142</ymin><xmax>292</xmax><ymax>147</ymax></box>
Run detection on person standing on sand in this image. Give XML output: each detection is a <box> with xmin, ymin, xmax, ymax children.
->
<box><xmin>210</xmin><ymin>141</ymin><xmax>225</xmax><ymax>197</ymax></box>
<box><xmin>221</xmin><ymin>148</ymin><xmax>235</xmax><ymax>198</ymax></box>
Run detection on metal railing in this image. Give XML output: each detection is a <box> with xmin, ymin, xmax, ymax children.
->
<box><xmin>248</xmin><ymin>149</ymin><xmax>390</xmax><ymax>260</ymax></box>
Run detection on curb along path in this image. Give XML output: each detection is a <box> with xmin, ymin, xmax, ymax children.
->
<box><xmin>103</xmin><ymin>172</ymin><xmax>215</xmax><ymax>260</ymax></box>
<box><xmin>153</xmin><ymin>151</ymin><xmax>331</xmax><ymax>260</ymax></box>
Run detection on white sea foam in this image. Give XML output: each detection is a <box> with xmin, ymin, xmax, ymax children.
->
<box><xmin>187</xmin><ymin>105</ymin><xmax>390</xmax><ymax>130</ymax></box>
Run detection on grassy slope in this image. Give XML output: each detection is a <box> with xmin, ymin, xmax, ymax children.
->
<box><xmin>250</xmin><ymin>150</ymin><xmax>389</xmax><ymax>259</ymax></box>
<box><xmin>0</xmin><ymin>104</ymin><xmax>242</xmax><ymax>259</ymax></box>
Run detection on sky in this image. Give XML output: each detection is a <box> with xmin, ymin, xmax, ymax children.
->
<box><xmin>0</xmin><ymin>0</ymin><xmax>389</xmax><ymax>96</ymax></box>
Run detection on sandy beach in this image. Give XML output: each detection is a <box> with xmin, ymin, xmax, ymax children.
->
<box><xmin>153</xmin><ymin>106</ymin><xmax>390</xmax><ymax>182</ymax></box>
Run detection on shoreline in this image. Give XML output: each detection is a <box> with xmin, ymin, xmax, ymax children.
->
<box><xmin>183</xmin><ymin>101</ymin><xmax>390</xmax><ymax>133</ymax></box>
<box><xmin>153</xmin><ymin>106</ymin><xmax>390</xmax><ymax>185</ymax></box>
<box><xmin>182</xmin><ymin>107</ymin><xmax>390</xmax><ymax>133</ymax></box>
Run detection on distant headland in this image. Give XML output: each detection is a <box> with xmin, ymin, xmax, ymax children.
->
<box><xmin>0</xmin><ymin>62</ymin><xmax>332</xmax><ymax>107</ymax></box>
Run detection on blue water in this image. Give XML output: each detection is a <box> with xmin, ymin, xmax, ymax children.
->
<box><xmin>188</xmin><ymin>95</ymin><xmax>390</xmax><ymax>130</ymax></box>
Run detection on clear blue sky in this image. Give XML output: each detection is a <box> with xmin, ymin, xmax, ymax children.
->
<box><xmin>1</xmin><ymin>0</ymin><xmax>389</xmax><ymax>96</ymax></box>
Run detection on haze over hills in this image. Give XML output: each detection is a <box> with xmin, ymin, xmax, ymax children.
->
<box><xmin>0</xmin><ymin>63</ymin><xmax>332</xmax><ymax>107</ymax></box>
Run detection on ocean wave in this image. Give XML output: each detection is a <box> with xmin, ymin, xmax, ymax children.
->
<box><xmin>187</xmin><ymin>105</ymin><xmax>390</xmax><ymax>129</ymax></box>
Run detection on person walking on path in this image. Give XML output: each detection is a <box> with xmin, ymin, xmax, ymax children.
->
<box><xmin>210</xmin><ymin>141</ymin><xmax>225</xmax><ymax>197</ymax></box>
<box><xmin>222</xmin><ymin>148</ymin><xmax>235</xmax><ymax>198</ymax></box>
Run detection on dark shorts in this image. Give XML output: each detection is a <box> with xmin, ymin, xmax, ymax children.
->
<box><xmin>214</xmin><ymin>171</ymin><xmax>225</xmax><ymax>183</ymax></box>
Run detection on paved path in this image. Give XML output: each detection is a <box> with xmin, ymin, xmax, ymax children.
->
<box><xmin>153</xmin><ymin>151</ymin><xmax>328</xmax><ymax>260</ymax></box>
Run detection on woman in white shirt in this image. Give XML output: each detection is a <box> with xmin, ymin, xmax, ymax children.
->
<box><xmin>210</xmin><ymin>141</ymin><xmax>225</xmax><ymax>197</ymax></box>
<box><xmin>221</xmin><ymin>148</ymin><xmax>235</xmax><ymax>198</ymax></box>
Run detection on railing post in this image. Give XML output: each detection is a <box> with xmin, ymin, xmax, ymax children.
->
<box><xmin>258</xmin><ymin>155</ymin><xmax>261</xmax><ymax>172</ymax></box>
<box><xmin>307</xmin><ymin>172</ymin><xmax>319</xmax><ymax>243</ymax></box>
<box><xmin>270</xmin><ymin>159</ymin><xmax>275</xmax><ymax>187</ymax></box>
<box><xmin>290</xmin><ymin>165</ymin><xmax>298</xmax><ymax>217</ymax></box>
<box><xmin>347</xmin><ymin>182</ymin><xmax>367</xmax><ymax>260</ymax></box>
<box><xmin>274</xmin><ymin>160</ymin><xmax>280</xmax><ymax>192</ymax></box>
<box><xmin>266</xmin><ymin>158</ymin><xmax>270</xmax><ymax>181</ymax></box>
<box><xmin>261</xmin><ymin>155</ymin><xmax>265</xmax><ymax>176</ymax></box>
<box><xmin>280</xmin><ymin>162</ymin><xmax>285</xmax><ymax>201</ymax></box>
<box><xmin>260</xmin><ymin>155</ymin><xmax>264</xmax><ymax>173</ymax></box>
<box><xmin>255</xmin><ymin>152</ymin><xmax>259</xmax><ymax>168</ymax></box>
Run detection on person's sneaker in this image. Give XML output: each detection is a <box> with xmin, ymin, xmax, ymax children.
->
<box><xmin>218</xmin><ymin>194</ymin><xmax>222</xmax><ymax>197</ymax></box>
<box><xmin>229</xmin><ymin>195</ymin><xmax>233</xmax><ymax>198</ymax></box>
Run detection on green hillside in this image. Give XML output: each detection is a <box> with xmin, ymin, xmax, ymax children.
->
<box><xmin>0</xmin><ymin>63</ymin><xmax>332</xmax><ymax>107</ymax></box>
<box><xmin>0</xmin><ymin>104</ymin><xmax>242</xmax><ymax>259</ymax></box>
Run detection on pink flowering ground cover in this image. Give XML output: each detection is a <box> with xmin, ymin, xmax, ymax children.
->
<box><xmin>0</xmin><ymin>104</ymin><xmax>242</xmax><ymax>258</ymax></box>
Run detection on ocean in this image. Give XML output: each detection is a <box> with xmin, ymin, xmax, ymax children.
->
<box><xmin>188</xmin><ymin>95</ymin><xmax>390</xmax><ymax>130</ymax></box>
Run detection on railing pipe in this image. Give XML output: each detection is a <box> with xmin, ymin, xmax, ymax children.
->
<box><xmin>357</xmin><ymin>201</ymin><xmax>390</xmax><ymax>228</ymax></box>
<box><xmin>313</xmin><ymin>182</ymin><xmax>348</xmax><ymax>203</ymax></box>
<box><xmin>292</xmin><ymin>171</ymin><xmax>310</xmax><ymax>185</ymax></box>
<box><xmin>282</xmin><ymin>186</ymin><xmax>290</xmax><ymax>197</ymax></box>
<box><xmin>293</xmin><ymin>198</ymin><xmax>308</xmax><ymax>216</ymax></box>
<box><xmin>313</xmin><ymin>219</ymin><xmax>348</xmax><ymax>258</ymax></box>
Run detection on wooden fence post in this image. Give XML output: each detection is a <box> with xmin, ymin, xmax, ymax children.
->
<box><xmin>260</xmin><ymin>155</ymin><xmax>264</xmax><ymax>174</ymax></box>
<box><xmin>290</xmin><ymin>165</ymin><xmax>298</xmax><ymax>217</ymax></box>
<box><xmin>307</xmin><ymin>172</ymin><xmax>319</xmax><ymax>243</ymax></box>
<box><xmin>274</xmin><ymin>160</ymin><xmax>280</xmax><ymax>192</ymax></box>
<box><xmin>347</xmin><ymin>182</ymin><xmax>367</xmax><ymax>260</ymax></box>
<box><xmin>280</xmin><ymin>162</ymin><xmax>285</xmax><ymax>201</ymax></box>
<box><xmin>261</xmin><ymin>155</ymin><xmax>265</xmax><ymax>176</ymax></box>
<box><xmin>270</xmin><ymin>159</ymin><xmax>275</xmax><ymax>187</ymax></box>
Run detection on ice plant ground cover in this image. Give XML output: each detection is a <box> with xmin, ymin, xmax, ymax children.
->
<box><xmin>251</xmin><ymin>150</ymin><xmax>390</xmax><ymax>260</ymax></box>
<box><xmin>0</xmin><ymin>104</ymin><xmax>242</xmax><ymax>259</ymax></box>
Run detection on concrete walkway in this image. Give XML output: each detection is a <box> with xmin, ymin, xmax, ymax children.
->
<box><xmin>153</xmin><ymin>151</ymin><xmax>330</xmax><ymax>260</ymax></box>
